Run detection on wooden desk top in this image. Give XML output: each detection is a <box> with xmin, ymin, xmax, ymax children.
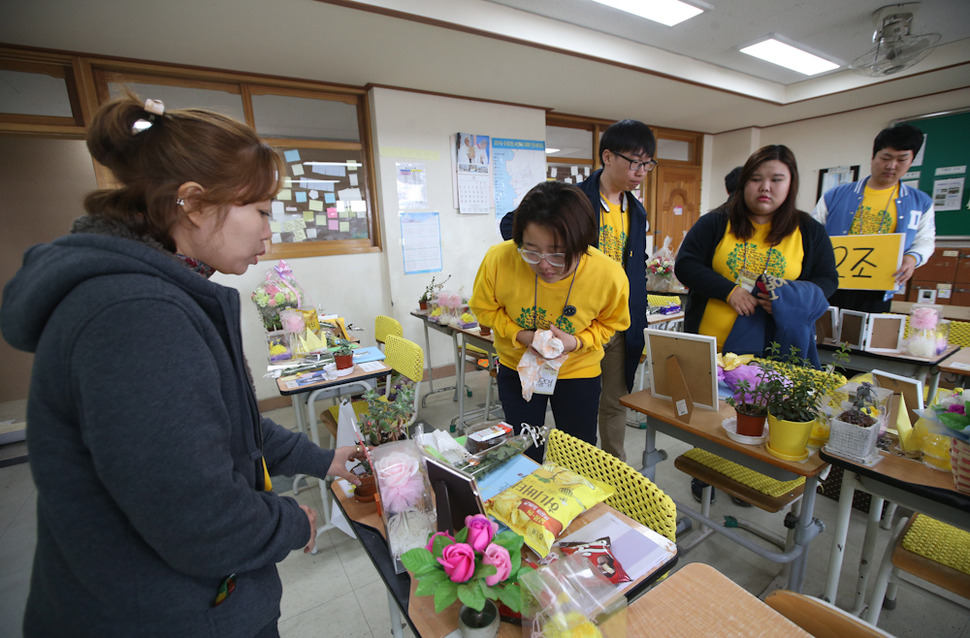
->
<box><xmin>624</xmin><ymin>563</ymin><xmax>810</xmax><ymax>636</ymax></box>
<box><xmin>818</xmin><ymin>340</ymin><xmax>959</xmax><ymax>366</ymax></box>
<box><xmin>275</xmin><ymin>360</ymin><xmax>391</xmax><ymax>396</ymax></box>
<box><xmin>332</xmin><ymin>486</ymin><xmax>675</xmax><ymax>638</ymax></box>
<box><xmin>620</xmin><ymin>390</ymin><xmax>828</xmax><ymax>478</ymax></box>
<box><xmin>822</xmin><ymin>446</ymin><xmax>957</xmax><ymax>492</ymax></box>
<box><xmin>939</xmin><ymin>346</ymin><xmax>970</xmax><ymax>375</ymax></box>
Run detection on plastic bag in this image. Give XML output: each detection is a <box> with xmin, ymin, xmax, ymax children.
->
<box><xmin>646</xmin><ymin>236</ymin><xmax>675</xmax><ymax>292</ymax></box>
<box><xmin>517</xmin><ymin>330</ymin><xmax>567</xmax><ymax>401</ymax></box>
<box><xmin>520</xmin><ymin>552</ymin><xmax>627</xmax><ymax>638</ymax></box>
<box><xmin>251</xmin><ymin>260</ymin><xmax>306</xmax><ymax>331</ymax></box>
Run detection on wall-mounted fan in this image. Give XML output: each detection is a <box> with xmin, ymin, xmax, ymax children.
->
<box><xmin>851</xmin><ymin>3</ymin><xmax>941</xmax><ymax>76</ymax></box>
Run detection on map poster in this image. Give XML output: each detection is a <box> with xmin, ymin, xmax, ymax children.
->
<box><xmin>492</xmin><ymin>138</ymin><xmax>546</xmax><ymax>232</ymax></box>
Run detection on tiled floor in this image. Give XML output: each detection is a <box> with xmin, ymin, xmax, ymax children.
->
<box><xmin>1</xmin><ymin>369</ymin><xmax>969</xmax><ymax>637</ymax></box>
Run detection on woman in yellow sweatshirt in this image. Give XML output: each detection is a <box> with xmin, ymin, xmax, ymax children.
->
<box><xmin>470</xmin><ymin>181</ymin><xmax>630</xmax><ymax>459</ymax></box>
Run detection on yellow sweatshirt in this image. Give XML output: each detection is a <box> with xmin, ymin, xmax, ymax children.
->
<box><xmin>469</xmin><ymin>241</ymin><xmax>630</xmax><ymax>379</ymax></box>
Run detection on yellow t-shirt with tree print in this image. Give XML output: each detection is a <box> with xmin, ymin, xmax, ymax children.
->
<box><xmin>698</xmin><ymin>221</ymin><xmax>804</xmax><ymax>350</ymax></box>
<box><xmin>598</xmin><ymin>196</ymin><xmax>628</xmax><ymax>264</ymax></box>
<box><xmin>850</xmin><ymin>184</ymin><xmax>898</xmax><ymax>235</ymax></box>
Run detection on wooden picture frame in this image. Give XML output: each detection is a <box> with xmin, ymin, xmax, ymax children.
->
<box><xmin>871</xmin><ymin>369</ymin><xmax>924</xmax><ymax>429</ymax></box>
<box><xmin>816</xmin><ymin>306</ymin><xmax>838</xmax><ymax>344</ymax></box>
<box><xmin>643</xmin><ymin>328</ymin><xmax>718</xmax><ymax>411</ymax></box>
<box><xmin>837</xmin><ymin>310</ymin><xmax>868</xmax><ymax>348</ymax></box>
<box><xmin>864</xmin><ymin>313</ymin><xmax>906</xmax><ymax>353</ymax></box>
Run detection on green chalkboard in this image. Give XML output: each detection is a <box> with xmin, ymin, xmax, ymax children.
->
<box><xmin>897</xmin><ymin>110</ymin><xmax>970</xmax><ymax>237</ymax></box>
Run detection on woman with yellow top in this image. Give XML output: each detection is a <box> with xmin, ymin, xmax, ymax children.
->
<box><xmin>470</xmin><ymin>181</ymin><xmax>630</xmax><ymax>458</ymax></box>
<box><xmin>676</xmin><ymin>145</ymin><xmax>837</xmax><ymax>363</ymax></box>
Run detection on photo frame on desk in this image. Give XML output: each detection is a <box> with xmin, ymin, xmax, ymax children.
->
<box><xmin>643</xmin><ymin>329</ymin><xmax>718</xmax><ymax>411</ymax></box>
<box><xmin>425</xmin><ymin>456</ymin><xmax>485</xmax><ymax>534</ymax></box>
<box><xmin>864</xmin><ymin>313</ymin><xmax>906</xmax><ymax>352</ymax></box>
<box><xmin>837</xmin><ymin>310</ymin><xmax>868</xmax><ymax>348</ymax></box>
<box><xmin>871</xmin><ymin>369</ymin><xmax>924</xmax><ymax>427</ymax></box>
<box><xmin>815</xmin><ymin>306</ymin><xmax>838</xmax><ymax>344</ymax></box>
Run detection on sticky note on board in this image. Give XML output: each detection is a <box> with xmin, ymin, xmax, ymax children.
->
<box><xmin>269</xmin><ymin>222</ymin><xmax>282</xmax><ymax>233</ymax></box>
<box><xmin>284</xmin><ymin>149</ymin><xmax>301</xmax><ymax>163</ymax></box>
<box><xmin>303</xmin><ymin>211</ymin><xmax>314</xmax><ymax>222</ymax></box>
<box><xmin>307</xmin><ymin>228</ymin><xmax>317</xmax><ymax>239</ymax></box>
<box><xmin>340</xmin><ymin>221</ymin><xmax>350</xmax><ymax>232</ymax></box>
<box><xmin>277</xmin><ymin>189</ymin><xmax>292</xmax><ymax>201</ymax></box>
<box><xmin>271</xmin><ymin>201</ymin><xmax>285</xmax><ymax>216</ymax></box>
<box><xmin>291</xmin><ymin>163</ymin><xmax>304</xmax><ymax>176</ymax></box>
<box><xmin>293</xmin><ymin>228</ymin><xmax>307</xmax><ymax>242</ymax></box>
<box><xmin>309</xmin><ymin>190</ymin><xmax>319</xmax><ymax>199</ymax></box>
<box><xmin>316</xmin><ymin>215</ymin><xmax>327</xmax><ymax>225</ymax></box>
<box><xmin>309</xmin><ymin>200</ymin><xmax>324</xmax><ymax>212</ymax></box>
<box><xmin>328</xmin><ymin>219</ymin><xmax>339</xmax><ymax>231</ymax></box>
<box><xmin>295</xmin><ymin>191</ymin><xmax>307</xmax><ymax>203</ymax></box>
<box><xmin>328</xmin><ymin>208</ymin><xmax>338</xmax><ymax>218</ymax></box>
<box><xmin>349</xmin><ymin>174</ymin><xmax>359</xmax><ymax>186</ymax></box>
<box><xmin>325</xmin><ymin>193</ymin><xmax>336</xmax><ymax>204</ymax></box>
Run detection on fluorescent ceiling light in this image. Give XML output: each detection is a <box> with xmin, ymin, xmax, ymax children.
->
<box><xmin>740</xmin><ymin>38</ymin><xmax>839</xmax><ymax>76</ymax></box>
<box><xmin>591</xmin><ymin>0</ymin><xmax>704</xmax><ymax>27</ymax></box>
<box><xmin>545</xmin><ymin>147</ymin><xmax>561</xmax><ymax>154</ymax></box>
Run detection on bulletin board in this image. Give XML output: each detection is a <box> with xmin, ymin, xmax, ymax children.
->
<box><xmin>895</xmin><ymin>109</ymin><xmax>970</xmax><ymax>237</ymax></box>
<box><xmin>271</xmin><ymin>147</ymin><xmax>371</xmax><ymax>244</ymax></box>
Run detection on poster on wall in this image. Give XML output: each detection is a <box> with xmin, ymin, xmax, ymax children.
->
<box><xmin>396</xmin><ymin>162</ymin><xmax>428</xmax><ymax>210</ymax></box>
<box><xmin>492</xmin><ymin>138</ymin><xmax>546</xmax><ymax>231</ymax></box>
<box><xmin>401</xmin><ymin>212</ymin><xmax>442</xmax><ymax>275</ymax></box>
<box><xmin>933</xmin><ymin>176</ymin><xmax>965</xmax><ymax>212</ymax></box>
<box><xmin>455</xmin><ymin>132</ymin><xmax>491</xmax><ymax>214</ymax></box>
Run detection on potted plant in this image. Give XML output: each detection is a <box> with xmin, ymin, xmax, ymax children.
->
<box><xmin>401</xmin><ymin>514</ymin><xmax>530</xmax><ymax>634</ymax></box>
<box><xmin>332</xmin><ymin>338</ymin><xmax>355</xmax><ymax>370</ymax></box>
<box><xmin>723</xmin><ymin>363</ymin><xmax>769</xmax><ymax>437</ymax></box>
<box><xmin>759</xmin><ymin>343</ymin><xmax>848</xmax><ymax>461</ymax></box>
<box><xmin>358</xmin><ymin>378</ymin><xmax>416</xmax><ymax>446</ymax></box>
<box><xmin>825</xmin><ymin>381</ymin><xmax>892</xmax><ymax>463</ymax></box>
<box><xmin>419</xmin><ymin>274</ymin><xmax>451</xmax><ymax>311</ymax></box>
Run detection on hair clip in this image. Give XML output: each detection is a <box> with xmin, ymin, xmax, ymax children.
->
<box><xmin>132</xmin><ymin>99</ymin><xmax>165</xmax><ymax>134</ymax></box>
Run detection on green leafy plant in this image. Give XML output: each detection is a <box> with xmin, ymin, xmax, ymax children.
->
<box><xmin>331</xmin><ymin>337</ymin><xmax>354</xmax><ymax>357</ymax></box>
<box><xmin>759</xmin><ymin>342</ymin><xmax>848</xmax><ymax>423</ymax></box>
<box><xmin>401</xmin><ymin>515</ymin><xmax>530</xmax><ymax>614</ymax></box>
<box><xmin>723</xmin><ymin>365</ymin><xmax>770</xmax><ymax>418</ymax></box>
<box><xmin>837</xmin><ymin>381</ymin><xmax>878</xmax><ymax>427</ymax></box>
<box><xmin>419</xmin><ymin>274</ymin><xmax>451</xmax><ymax>304</ymax></box>
<box><xmin>358</xmin><ymin>376</ymin><xmax>416</xmax><ymax>446</ymax></box>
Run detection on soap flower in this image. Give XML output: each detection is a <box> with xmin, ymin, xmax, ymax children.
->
<box><xmin>373</xmin><ymin>451</ymin><xmax>426</xmax><ymax>514</ymax></box>
<box><xmin>401</xmin><ymin>515</ymin><xmax>530</xmax><ymax>613</ymax></box>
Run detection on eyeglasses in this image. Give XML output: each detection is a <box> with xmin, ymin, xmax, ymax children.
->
<box><xmin>612</xmin><ymin>151</ymin><xmax>658</xmax><ymax>173</ymax></box>
<box><xmin>518</xmin><ymin>248</ymin><xmax>566</xmax><ymax>268</ymax></box>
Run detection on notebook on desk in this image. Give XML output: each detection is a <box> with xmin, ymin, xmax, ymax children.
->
<box><xmin>351</xmin><ymin>346</ymin><xmax>386</xmax><ymax>364</ymax></box>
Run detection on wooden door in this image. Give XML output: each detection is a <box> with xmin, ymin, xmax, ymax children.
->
<box><xmin>653</xmin><ymin>164</ymin><xmax>701</xmax><ymax>256</ymax></box>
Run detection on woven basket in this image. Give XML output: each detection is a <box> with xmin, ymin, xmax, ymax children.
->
<box><xmin>827</xmin><ymin>417</ymin><xmax>880</xmax><ymax>463</ymax></box>
<box><xmin>951</xmin><ymin>438</ymin><xmax>970</xmax><ymax>495</ymax></box>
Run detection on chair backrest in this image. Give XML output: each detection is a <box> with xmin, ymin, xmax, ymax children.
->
<box><xmin>545</xmin><ymin>428</ymin><xmax>677</xmax><ymax>542</ymax></box>
<box><xmin>375</xmin><ymin>314</ymin><xmax>404</xmax><ymax>348</ymax></box>
<box><xmin>383</xmin><ymin>334</ymin><xmax>424</xmax><ymax>429</ymax></box>
<box><xmin>648</xmin><ymin>294</ymin><xmax>681</xmax><ymax>308</ymax></box>
<box><xmin>764</xmin><ymin>590</ymin><xmax>893</xmax><ymax>638</ymax></box>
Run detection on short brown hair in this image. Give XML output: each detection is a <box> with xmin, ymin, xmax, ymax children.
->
<box><xmin>84</xmin><ymin>92</ymin><xmax>284</xmax><ymax>251</ymax></box>
<box><xmin>511</xmin><ymin>181</ymin><xmax>596</xmax><ymax>271</ymax></box>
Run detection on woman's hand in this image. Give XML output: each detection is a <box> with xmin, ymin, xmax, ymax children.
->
<box><xmin>515</xmin><ymin>329</ymin><xmax>536</xmax><ymax>348</ymax></box>
<box><xmin>728</xmin><ymin>287</ymin><xmax>759</xmax><ymax>316</ymax></box>
<box><xmin>300</xmin><ymin>505</ymin><xmax>318</xmax><ymax>553</ymax></box>
<box><xmin>755</xmin><ymin>291</ymin><xmax>773</xmax><ymax>315</ymax></box>
<box><xmin>548</xmin><ymin>325</ymin><xmax>578</xmax><ymax>353</ymax></box>
<box><xmin>327</xmin><ymin>445</ymin><xmax>368</xmax><ymax>485</ymax></box>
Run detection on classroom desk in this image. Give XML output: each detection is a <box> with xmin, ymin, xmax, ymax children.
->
<box><xmin>819</xmin><ymin>446</ymin><xmax>970</xmax><ymax>612</ymax></box>
<box><xmin>619</xmin><ymin>389</ymin><xmax>829</xmax><ymax>592</ymax></box>
<box><xmin>817</xmin><ymin>341</ymin><xmax>959</xmax><ymax>402</ymax></box>
<box><xmin>454</xmin><ymin>323</ymin><xmax>500</xmax><ymax>431</ymax></box>
<box><xmin>410</xmin><ymin>310</ymin><xmax>464</xmax><ymax>407</ymax></box>
<box><xmin>625</xmin><ymin>562</ymin><xmax>811</xmax><ymax>637</ymax></box>
<box><xmin>331</xmin><ymin>484</ymin><xmax>678</xmax><ymax>638</ymax></box>
<box><xmin>939</xmin><ymin>346</ymin><xmax>970</xmax><ymax>379</ymax></box>
<box><xmin>276</xmin><ymin>360</ymin><xmax>392</xmax><ymax>543</ymax></box>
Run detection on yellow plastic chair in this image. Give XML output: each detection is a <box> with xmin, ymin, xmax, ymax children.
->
<box><xmin>648</xmin><ymin>294</ymin><xmax>681</xmax><ymax>308</ymax></box>
<box><xmin>375</xmin><ymin>314</ymin><xmax>403</xmax><ymax>350</ymax></box>
<box><xmin>545</xmin><ymin>428</ymin><xmax>677</xmax><ymax>542</ymax></box>
<box><xmin>865</xmin><ymin>513</ymin><xmax>970</xmax><ymax>625</ymax></box>
<box><xmin>320</xmin><ymin>334</ymin><xmax>424</xmax><ymax>442</ymax></box>
<box><xmin>948</xmin><ymin>320</ymin><xmax>970</xmax><ymax>347</ymax></box>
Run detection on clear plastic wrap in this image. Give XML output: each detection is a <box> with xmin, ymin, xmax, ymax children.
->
<box><xmin>371</xmin><ymin>439</ymin><xmax>436</xmax><ymax>572</ymax></box>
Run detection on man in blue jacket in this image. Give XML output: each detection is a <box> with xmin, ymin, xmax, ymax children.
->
<box><xmin>811</xmin><ymin>124</ymin><xmax>935</xmax><ymax>313</ymax></box>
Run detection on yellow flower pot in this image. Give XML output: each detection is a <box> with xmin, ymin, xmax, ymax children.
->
<box><xmin>766</xmin><ymin>413</ymin><xmax>814</xmax><ymax>461</ymax></box>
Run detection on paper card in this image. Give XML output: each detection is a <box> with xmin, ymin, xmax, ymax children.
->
<box><xmin>271</xmin><ymin>201</ymin><xmax>285</xmax><ymax>216</ymax></box>
<box><xmin>340</xmin><ymin>221</ymin><xmax>350</xmax><ymax>232</ymax></box>
<box><xmin>303</xmin><ymin>211</ymin><xmax>314</xmax><ymax>222</ymax></box>
<box><xmin>269</xmin><ymin>222</ymin><xmax>282</xmax><ymax>233</ymax></box>
<box><xmin>295</xmin><ymin>191</ymin><xmax>307</xmax><ymax>203</ymax></box>
<box><xmin>329</xmin><ymin>219</ymin><xmax>339</xmax><ymax>230</ymax></box>
<box><xmin>291</xmin><ymin>163</ymin><xmax>304</xmax><ymax>176</ymax></box>
<box><xmin>350</xmin><ymin>200</ymin><xmax>367</xmax><ymax>213</ymax></box>
<box><xmin>325</xmin><ymin>193</ymin><xmax>336</xmax><ymax>204</ymax></box>
<box><xmin>338</xmin><ymin>187</ymin><xmax>363</xmax><ymax>202</ymax></box>
<box><xmin>307</xmin><ymin>228</ymin><xmax>317</xmax><ymax>239</ymax></box>
<box><xmin>293</xmin><ymin>228</ymin><xmax>306</xmax><ymax>241</ymax></box>
<box><xmin>328</xmin><ymin>209</ymin><xmax>338</xmax><ymax>218</ymax></box>
<box><xmin>349</xmin><ymin>173</ymin><xmax>358</xmax><ymax>186</ymax></box>
<box><xmin>320</xmin><ymin>181</ymin><xmax>335</xmax><ymax>192</ymax></box>
<box><xmin>277</xmin><ymin>189</ymin><xmax>292</xmax><ymax>201</ymax></box>
<box><xmin>309</xmin><ymin>190</ymin><xmax>318</xmax><ymax>199</ymax></box>
<box><xmin>284</xmin><ymin>149</ymin><xmax>300</xmax><ymax>163</ymax></box>
<box><xmin>272</xmin><ymin>233</ymin><xmax>282</xmax><ymax>243</ymax></box>
<box><xmin>309</xmin><ymin>200</ymin><xmax>324</xmax><ymax>212</ymax></box>
<box><xmin>316</xmin><ymin>215</ymin><xmax>327</xmax><ymax>225</ymax></box>
<box><xmin>831</xmin><ymin>234</ymin><xmax>904</xmax><ymax>291</ymax></box>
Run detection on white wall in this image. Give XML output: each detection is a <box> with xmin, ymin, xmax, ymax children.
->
<box><xmin>370</xmin><ymin>87</ymin><xmax>546</xmax><ymax>370</ymax></box>
<box><xmin>214</xmin><ymin>88</ymin><xmax>547</xmax><ymax>401</ymax></box>
<box><xmin>706</xmin><ymin>88</ymin><xmax>970</xmax><ymax>214</ymax></box>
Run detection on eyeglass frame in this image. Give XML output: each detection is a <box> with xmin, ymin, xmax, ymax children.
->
<box><xmin>518</xmin><ymin>247</ymin><xmax>567</xmax><ymax>268</ymax></box>
<box><xmin>610</xmin><ymin>150</ymin><xmax>658</xmax><ymax>173</ymax></box>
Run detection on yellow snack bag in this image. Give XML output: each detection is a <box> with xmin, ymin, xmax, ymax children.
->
<box><xmin>484</xmin><ymin>463</ymin><xmax>614</xmax><ymax>558</ymax></box>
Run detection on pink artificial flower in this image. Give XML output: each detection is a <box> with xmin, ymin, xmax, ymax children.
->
<box><xmin>481</xmin><ymin>543</ymin><xmax>511</xmax><ymax>586</ymax></box>
<box><xmin>425</xmin><ymin>531</ymin><xmax>454</xmax><ymax>553</ymax></box>
<box><xmin>465</xmin><ymin>514</ymin><xmax>497</xmax><ymax>552</ymax></box>
<box><xmin>910</xmin><ymin>306</ymin><xmax>938</xmax><ymax>331</ymax></box>
<box><xmin>374</xmin><ymin>452</ymin><xmax>426</xmax><ymax>513</ymax></box>
<box><xmin>947</xmin><ymin>403</ymin><xmax>965</xmax><ymax>415</ymax></box>
<box><xmin>438</xmin><ymin>543</ymin><xmax>475</xmax><ymax>583</ymax></box>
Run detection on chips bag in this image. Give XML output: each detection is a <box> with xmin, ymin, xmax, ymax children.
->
<box><xmin>484</xmin><ymin>463</ymin><xmax>613</xmax><ymax>557</ymax></box>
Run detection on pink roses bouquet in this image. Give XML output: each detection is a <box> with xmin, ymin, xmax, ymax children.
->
<box><xmin>400</xmin><ymin>514</ymin><xmax>530</xmax><ymax>613</ymax></box>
